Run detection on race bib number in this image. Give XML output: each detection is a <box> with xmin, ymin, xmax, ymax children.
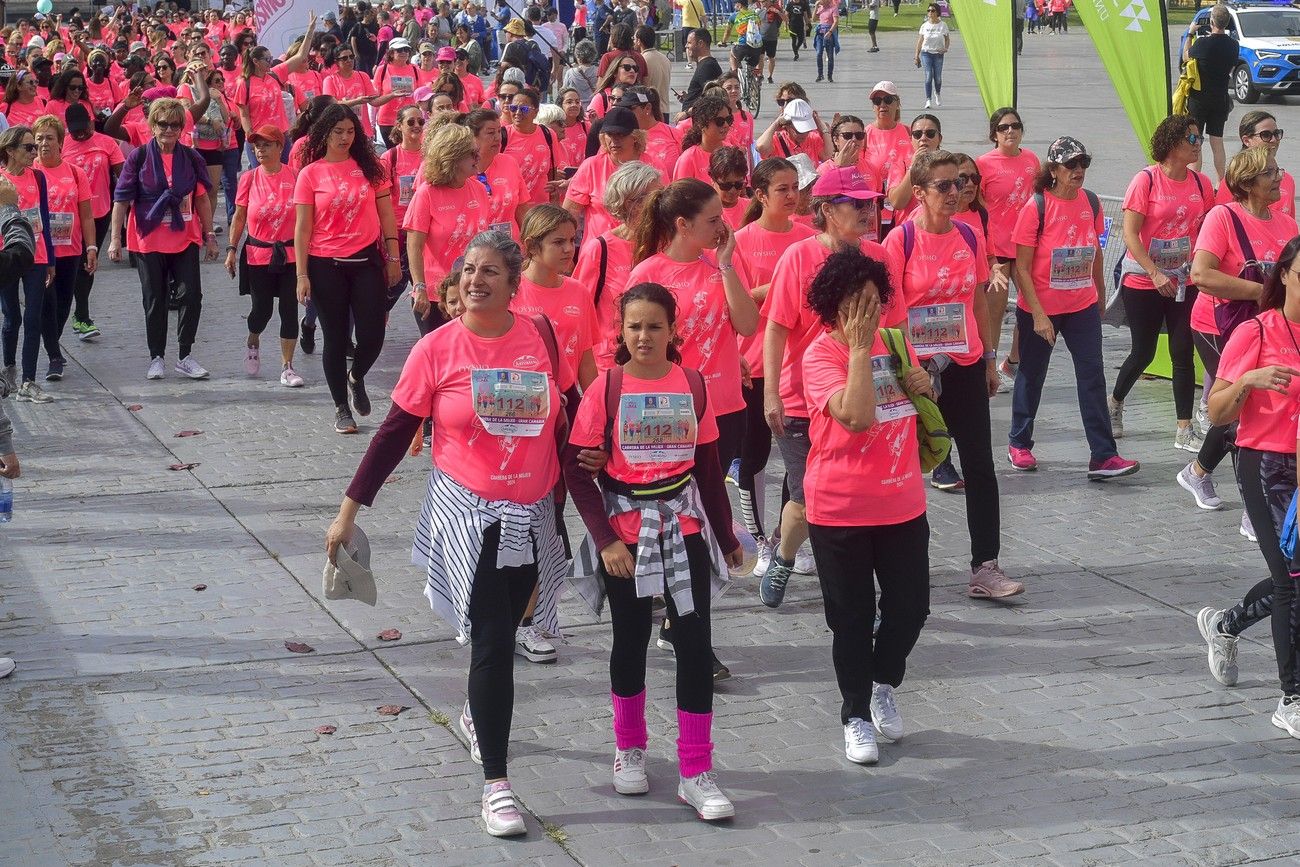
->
<box><xmin>48</xmin><ymin>211</ymin><xmax>74</xmax><ymax>248</ymax></box>
<box><xmin>391</xmin><ymin>75</ymin><xmax>414</xmax><ymax>94</ymax></box>
<box><xmin>1148</xmin><ymin>236</ymin><xmax>1191</xmax><ymax>272</ymax></box>
<box><xmin>398</xmin><ymin>174</ymin><xmax>415</xmax><ymax>206</ymax></box>
<box><xmin>180</xmin><ymin>194</ymin><xmax>193</xmax><ymax>223</ymax></box>
<box><xmin>871</xmin><ymin>355</ymin><xmax>917</xmax><ymax>423</ymax></box>
<box><xmin>618</xmin><ymin>392</ymin><xmax>697</xmax><ymax>464</ymax></box>
<box><xmin>906</xmin><ymin>303</ymin><xmax>968</xmax><ymax>356</ymax></box>
<box><xmin>1049</xmin><ymin>245</ymin><xmax>1095</xmax><ymax>291</ymax></box>
<box><xmin>20</xmin><ymin>206</ymin><xmax>41</xmax><ymax>234</ymax></box>
<box><xmin>490</xmin><ymin>221</ymin><xmax>513</xmax><ymax>236</ymax></box>
<box><xmin>471</xmin><ymin>368</ymin><xmax>550</xmax><ymax>437</ymax></box>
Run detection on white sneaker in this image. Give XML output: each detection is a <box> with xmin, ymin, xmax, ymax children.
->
<box><xmin>514</xmin><ymin>624</ymin><xmax>557</xmax><ymax>664</ymax></box>
<box><xmin>1177</xmin><ymin>463</ymin><xmax>1223</xmax><ymax>511</ymax></box>
<box><xmin>279</xmin><ymin>365</ymin><xmax>304</xmax><ymax>387</ymax></box>
<box><xmin>481</xmin><ymin>780</ymin><xmax>526</xmax><ymax>836</ymax></box>
<box><xmin>870</xmin><ymin>683</ymin><xmax>904</xmax><ymax>741</ymax></box>
<box><xmin>147</xmin><ymin>357</ymin><xmax>165</xmax><ymax>380</ymax></box>
<box><xmin>933</xmin><ymin>94</ymin><xmax>942</xmax><ymax>107</ymax></box>
<box><xmin>244</xmin><ymin>344</ymin><xmax>260</xmax><ymax>376</ymax></box>
<box><xmin>0</xmin><ymin>657</ymin><xmax>14</xmax><ymax>679</ymax></box>
<box><xmin>613</xmin><ymin>747</ymin><xmax>649</xmax><ymax>795</ymax></box>
<box><xmin>1195</xmin><ymin>401</ymin><xmax>1212</xmax><ymax>435</ymax></box>
<box><xmin>1241</xmin><ymin>514</ymin><xmax>1257</xmax><ymax>543</ymax></box>
<box><xmin>174</xmin><ymin>356</ymin><xmax>209</xmax><ymax>379</ymax></box>
<box><xmin>1273</xmin><ymin>696</ymin><xmax>1300</xmax><ymax>739</ymax></box>
<box><xmin>751</xmin><ymin>535</ymin><xmax>773</xmax><ymax>578</ymax></box>
<box><xmin>1196</xmin><ymin>606</ymin><xmax>1239</xmax><ymax>686</ymax></box>
<box><xmin>1174</xmin><ymin>425</ymin><xmax>1203</xmax><ymax>453</ymax></box>
<box><xmin>844</xmin><ymin>717</ymin><xmax>879</xmax><ymax>764</ymax></box>
<box><xmin>996</xmin><ymin>359</ymin><xmax>1017</xmax><ymax>394</ymax></box>
<box><xmin>1108</xmin><ymin>397</ymin><xmax>1124</xmax><ymax>438</ymax></box>
<box><xmin>15</xmin><ymin>381</ymin><xmax>52</xmax><ymax>403</ymax></box>
<box><xmin>460</xmin><ymin>701</ymin><xmax>482</xmax><ymax>764</ymax></box>
<box><xmin>924</xmin><ymin>98</ymin><xmax>931</xmax><ymax>109</ymax></box>
<box><xmin>677</xmin><ymin>771</ymin><xmax>734</xmax><ymax>821</ymax></box>
<box><xmin>793</xmin><ymin>545</ymin><xmax>817</xmax><ymax>574</ymax></box>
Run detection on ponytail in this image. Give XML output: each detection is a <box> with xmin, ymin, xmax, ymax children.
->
<box><xmin>632</xmin><ymin>178</ymin><xmax>717</xmax><ymax>264</ymax></box>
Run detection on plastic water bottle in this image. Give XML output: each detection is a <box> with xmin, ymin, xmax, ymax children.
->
<box><xmin>0</xmin><ymin>477</ymin><xmax>11</xmax><ymax>523</ymax></box>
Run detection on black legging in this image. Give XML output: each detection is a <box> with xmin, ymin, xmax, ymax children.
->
<box><xmin>936</xmin><ymin>360</ymin><xmax>1000</xmax><ymax>568</ymax></box>
<box><xmin>715</xmin><ymin>407</ymin><xmax>746</xmax><ymax>476</ymax></box>
<box><xmin>73</xmin><ymin>213</ymin><xmax>111</xmax><ymax>322</ymax></box>
<box><xmin>305</xmin><ymin>249</ymin><xmax>386</xmax><ymax>408</ymax></box>
<box><xmin>467</xmin><ymin>521</ymin><xmax>539</xmax><ymax>780</ymax></box>
<box><xmin>1192</xmin><ymin>329</ymin><xmax>1233</xmax><ymax>473</ymax></box>
<box><xmin>606</xmin><ymin>532</ymin><xmax>713</xmax><ymax>713</ymax></box>
<box><xmin>738</xmin><ymin>378</ymin><xmax>773</xmax><ymax>537</ymax></box>
<box><xmin>246</xmin><ymin>265</ymin><xmax>299</xmax><ymax>339</ymax></box>
<box><xmin>1112</xmin><ymin>284</ymin><xmax>1197</xmax><ymax>420</ymax></box>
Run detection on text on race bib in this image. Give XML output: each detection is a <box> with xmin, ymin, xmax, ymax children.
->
<box><xmin>618</xmin><ymin>392</ymin><xmax>697</xmax><ymax>464</ymax></box>
<box><xmin>871</xmin><ymin>355</ymin><xmax>918</xmax><ymax>423</ymax></box>
<box><xmin>1049</xmin><ymin>245</ymin><xmax>1095</xmax><ymax>291</ymax></box>
<box><xmin>471</xmin><ymin>368</ymin><xmax>550</xmax><ymax>437</ymax></box>
<box><xmin>906</xmin><ymin>303</ymin><xmax>968</xmax><ymax>355</ymax></box>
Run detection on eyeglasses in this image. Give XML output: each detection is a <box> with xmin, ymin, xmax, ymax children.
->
<box><xmin>19</xmin><ymin>143</ymin><xmax>37</xmax><ymax>153</ymax></box>
<box><xmin>1061</xmin><ymin>156</ymin><xmax>1092</xmax><ymax>170</ymax></box>
<box><xmin>996</xmin><ymin>121</ymin><xmax>1024</xmax><ymax>133</ymax></box>
<box><xmin>871</xmin><ymin>95</ymin><xmax>897</xmax><ymax>106</ymax></box>
<box><xmin>911</xmin><ymin>128</ymin><xmax>939</xmax><ymax>140</ymax></box>
<box><xmin>406</xmin><ymin>117</ymin><xmax>426</xmax><ymax>126</ymax></box>
<box><xmin>837</xmin><ymin>131</ymin><xmax>865</xmax><ymax>141</ymax></box>
<box><xmin>715</xmin><ymin>180</ymin><xmax>746</xmax><ymax>192</ymax></box>
<box><xmin>957</xmin><ymin>171</ymin><xmax>981</xmax><ymax>186</ymax></box>
<box><xmin>619</xmin><ymin>63</ymin><xmax>637</xmax><ymax>73</ymax></box>
<box><xmin>832</xmin><ymin>196</ymin><xmax>873</xmax><ymax>210</ymax></box>
<box><xmin>511</xmin><ymin>104</ymin><xmax>533</xmax><ymax>114</ymax></box>
<box><xmin>154</xmin><ymin>121</ymin><xmax>183</xmax><ymax>131</ymax></box>
<box><xmin>1259</xmin><ymin>166</ymin><xmax>1285</xmax><ymax>180</ymax></box>
<box><xmin>1253</xmin><ymin>128</ymin><xmax>1285</xmax><ymax>142</ymax></box>
<box><xmin>713</xmin><ymin>115</ymin><xmax>734</xmax><ymax>127</ymax></box>
<box><xmin>1186</xmin><ymin>132</ymin><xmax>1205</xmax><ymax>146</ymax></box>
<box><xmin>928</xmin><ymin>177</ymin><xmax>969</xmax><ymax>194</ymax></box>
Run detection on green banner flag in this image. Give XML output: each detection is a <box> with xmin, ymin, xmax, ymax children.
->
<box><xmin>1074</xmin><ymin>0</ymin><xmax>1172</xmax><ymax>160</ymax></box>
<box><xmin>949</xmin><ymin>0</ymin><xmax>1017</xmax><ymax>116</ymax></box>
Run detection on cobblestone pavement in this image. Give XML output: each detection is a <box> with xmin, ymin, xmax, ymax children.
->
<box><xmin>5</xmin><ymin>26</ymin><xmax>1300</xmax><ymax>867</ymax></box>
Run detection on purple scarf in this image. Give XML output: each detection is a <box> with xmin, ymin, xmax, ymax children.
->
<box><xmin>113</xmin><ymin>139</ymin><xmax>208</xmax><ymax>236</ymax></box>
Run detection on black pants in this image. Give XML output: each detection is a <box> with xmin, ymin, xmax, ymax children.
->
<box><xmin>1234</xmin><ymin>448</ymin><xmax>1300</xmax><ymax>695</ymax></box>
<box><xmin>936</xmin><ymin>360</ymin><xmax>1000</xmax><ymax>567</ymax></box>
<box><xmin>246</xmin><ymin>265</ymin><xmax>299</xmax><ymax>340</ymax></box>
<box><xmin>413</xmin><ymin>300</ymin><xmax>451</xmax><ymax>338</ymax></box>
<box><xmin>0</xmin><ymin>263</ymin><xmax>47</xmax><ymax>382</ymax></box>
<box><xmin>1112</xmin><ymin>285</ymin><xmax>1197</xmax><ymax>420</ymax></box>
<box><xmin>306</xmin><ymin>251</ymin><xmax>387</xmax><ymax>407</ymax></box>
<box><xmin>41</xmin><ymin>255</ymin><xmax>80</xmax><ymax>363</ymax></box>
<box><xmin>790</xmin><ymin>27</ymin><xmax>805</xmax><ymax>55</ymax></box>
<box><xmin>809</xmin><ymin>515</ymin><xmax>931</xmax><ymax>725</ymax></box>
<box><xmin>73</xmin><ymin>213</ymin><xmax>111</xmax><ymax>322</ymax></box>
<box><xmin>135</xmin><ymin>245</ymin><xmax>202</xmax><ymax>360</ymax></box>
<box><xmin>715</xmin><ymin>407</ymin><xmax>746</xmax><ymax>475</ymax></box>
<box><xmin>605</xmin><ymin>533</ymin><xmax>713</xmax><ymax>714</ymax></box>
<box><xmin>1193</xmin><ymin>330</ymin><xmax>1232</xmax><ymax>473</ymax></box>
<box><xmin>467</xmin><ymin>521</ymin><xmax>539</xmax><ymax>780</ymax></box>
<box><xmin>738</xmin><ymin>378</ymin><xmax>773</xmax><ymax>537</ymax></box>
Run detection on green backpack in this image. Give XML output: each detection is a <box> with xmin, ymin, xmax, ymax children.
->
<box><xmin>879</xmin><ymin>327</ymin><xmax>952</xmax><ymax>473</ymax></box>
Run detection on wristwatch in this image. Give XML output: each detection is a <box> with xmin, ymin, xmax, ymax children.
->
<box><xmin>85</xmin><ymin>245</ymin><xmax>98</xmax><ymax>253</ymax></box>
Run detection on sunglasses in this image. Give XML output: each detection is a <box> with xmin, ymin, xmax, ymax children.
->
<box><xmin>1253</xmin><ymin>128</ymin><xmax>1285</xmax><ymax>142</ymax></box>
<box><xmin>511</xmin><ymin>104</ymin><xmax>533</xmax><ymax>114</ymax></box>
<box><xmin>19</xmin><ymin>143</ymin><xmax>37</xmax><ymax>153</ymax></box>
<box><xmin>715</xmin><ymin>180</ymin><xmax>746</xmax><ymax>192</ymax></box>
<box><xmin>957</xmin><ymin>171</ymin><xmax>980</xmax><ymax>186</ymax></box>
<box><xmin>406</xmin><ymin>116</ymin><xmax>426</xmax><ymax>126</ymax></box>
<box><xmin>996</xmin><ymin>121</ymin><xmax>1024</xmax><ymax>133</ymax></box>
<box><xmin>1259</xmin><ymin>166</ymin><xmax>1285</xmax><ymax>180</ymax></box>
<box><xmin>871</xmin><ymin>95</ymin><xmax>897</xmax><ymax>106</ymax></box>
<box><xmin>1186</xmin><ymin>132</ymin><xmax>1204</xmax><ymax>146</ymax></box>
<box><xmin>477</xmin><ymin>172</ymin><xmax>493</xmax><ymax>196</ymax></box>
<box><xmin>619</xmin><ymin>63</ymin><xmax>637</xmax><ymax>73</ymax></box>
<box><xmin>911</xmin><ymin>128</ymin><xmax>939</xmax><ymax>140</ymax></box>
<box><xmin>1060</xmin><ymin>156</ymin><xmax>1092</xmax><ymax>170</ymax></box>
<box><xmin>775</xmin><ymin>97</ymin><xmax>791</xmax><ymax>107</ymax></box>
<box><xmin>154</xmin><ymin>121</ymin><xmax>183</xmax><ymax>131</ymax></box>
<box><xmin>832</xmin><ymin>196</ymin><xmax>873</xmax><ymax>210</ymax></box>
<box><xmin>928</xmin><ymin>177</ymin><xmax>969</xmax><ymax>194</ymax></box>
<box><xmin>336</xmin><ymin>53</ymin><xmax>354</xmax><ymax>60</ymax></box>
<box><xmin>714</xmin><ymin>115</ymin><xmax>734</xmax><ymax>127</ymax></box>
<box><xmin>837</xmin><ymin>131</ymin><xmax>865</xmax><ymax>141</ymax></box>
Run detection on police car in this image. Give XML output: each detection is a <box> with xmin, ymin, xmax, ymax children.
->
<box><xmin>1181</xmin><ymin>1</ymin><xmax>1300</xmax><ymax>104</ymax></box>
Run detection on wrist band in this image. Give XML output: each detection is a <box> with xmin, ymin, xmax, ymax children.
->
<box><xmin>983</xmin><ymin>351</ymin><xmax>997</xmax><ymax>360</ymax></box>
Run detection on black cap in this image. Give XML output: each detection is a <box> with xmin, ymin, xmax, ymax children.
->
<box><xmin>601</xmin><ymin>106</ymin><xmax>638</xmax><ymax>135</ymax></box>
<box><xmin>616</xmin><ymin>89</ymin><xmax>650</xmax><ymax>109</ymax></box>
<box><xmin>65</xmin><ymin>102</ymin><xmax>92</xmax><ymax>133</ymax></box>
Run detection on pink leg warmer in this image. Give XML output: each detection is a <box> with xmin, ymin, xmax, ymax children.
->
<box><xmin>676</xmin><ymin>709</ymin><xmax>713</xmax><ymax>778</ymax></box>
<box><xmin>611</xmin><ymin>690</ymin><xmax>647</xmax><ymax>751</ymax></box>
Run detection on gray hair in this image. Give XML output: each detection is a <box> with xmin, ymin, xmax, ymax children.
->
<box><xmin>535</xmin><ymin>103</ymin><xmax>564</xmax><ymax>127</ymax></box>
<box><xmin>603</xmin><ymin>160</ymin><xmax>661</xmax><ymax>223</ymax></box>
<box><xmin>465</xmin><ymin>230</ymin><xmax>524</xmax><ymax>286</ymax></box>
<box><xmin>574</xmin><ymin>38</ymin><xmax>598</xmax><ymax>66</ymax></box>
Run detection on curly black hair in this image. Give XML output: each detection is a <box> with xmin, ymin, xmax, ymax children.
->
<box><xmin>1150</xmin><ymin>113</ymin><xmax>1198</xmax><ymax>163</ymax></box>
<box><xmin>806</xmin><ymin>249</ymin><xmax>895</xmax><ymax>328</ymax></box>
<box><xmin>302</xmin><ymin>103</ymin><xmax>387</xmax><ymax>185</ymax></box>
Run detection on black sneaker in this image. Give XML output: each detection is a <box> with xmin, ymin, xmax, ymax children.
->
<box><xmin>712</xmin><ymin>652</ymin><xmax>731</xmax><ymax>682</ymax></box>
<box><xmin>299</xmin><ymin>320</ymin><xmax>315</xmax><ymax>354</ymax></box>
<box><xmin>349</xmin><ymin>373</ymin><xmax>371</xmax><ymax>417</ymax></box>
<box><xmin>930</xmin><ymin>457</ymin><xmax>965</xmax><ymax>492</ymax></box>
<box><xmin>334</xmin><ymin>406</ymin><xmax>358</xmax><ymax>434</ymax></box>
<box><xmin>45</xmin><ymin>357</ymin><xmax>65</xmax><ymax>381</ymax></box>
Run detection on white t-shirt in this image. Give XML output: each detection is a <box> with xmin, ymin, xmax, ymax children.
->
<box><xmin>919</xmin><ymin>20</ymin><xmax>949</xmax><ymax>53</ymax></box>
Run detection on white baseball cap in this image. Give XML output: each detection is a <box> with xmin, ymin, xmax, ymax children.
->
<box><xmin>782</xmin><ymin>98</ymin><xmax>816</xmax><ymax>134</ymax></box>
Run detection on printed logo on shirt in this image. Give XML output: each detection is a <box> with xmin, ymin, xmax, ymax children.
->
<box><xmin>513</xmin><ymin>354</ymin><xmax>540</xmax><ymax>368</ymax></box>
<box><xmin>563</xmin><ymin>305</ymin><xmax>580</xmax><ymax>317</ymax></box>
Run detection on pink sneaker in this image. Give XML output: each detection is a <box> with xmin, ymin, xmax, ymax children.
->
<box><xmin>1007</xmin><ymin>446</ymin><xmax>1037</xmax><ymax>471</ymax></box>
<box><xmin>1088</xmin><ymin>455</ymin><xmax>1140</xmax><ymax>480</ymax></box>
<box><xmin>969</xmin><ymin>560</ymin><xmax>1025</xmax><ymax>600</ymax></box>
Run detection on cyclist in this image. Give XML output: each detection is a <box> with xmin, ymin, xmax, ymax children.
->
<box><xmin>725</xmin><ymin>0</ymin><xmax>766</xmax><ymax>80</ymax></box>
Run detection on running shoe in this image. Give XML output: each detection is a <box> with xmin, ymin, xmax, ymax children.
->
<box><xmin>460</xmin><ymin>700</ymin><xmax>482</xmax><ymax>764</ymax></box>
<box><xmin>279</xmin><ymin>365</ymin><xmax>304</xmax><ymax>388</ymax></box>
<box><xmin>678</xmin><ymin>771</ymin><xmax>734</xmax><ymax>821</ymax></box>
<box><xmin>997</xmin><ymin>359</ymin><xmax>1018</xmax><ymax>394</ymax></box>
<box><xmin>725</xmin><ymin>458</ymin><xmax>740</xmax><ymax>487</ymax></box>
<box><xmin>0</xmin><ymin>657</ymin><xmax>14</xmax><ymax>678</ymax></box>
<box><xmin>299</xmin><ymin>320</ymin><xmax>316</xmax><ymax>354</ymax></box>
<box><xmin>146</xmin><ymin>357</ymin><xmax>165</xmax><ymax>380</ymax></box>
<box><xmin>1007</xmin><ymin>445</ymin><xmax>1037</xmax><ymax>471</ymax></box>
<box><xmin>930</xmin><ymin>457</ymin><xmax>965</xmax><ymax>491</ymax></box>
<box><xmin>481</xmin><ymin>780</ymin><xmax>525</xmax><ymax>836</ymax></box>
<box><xmin>933</xmin><ymin>94</ymin><xmax>941</xmax><ymax>106</ymax></box>
<box><xmin>759</xmin><ymin>556</ymin><xmax>794</xmax><ymax>608</ymax></box>
<box><xmin>1</xmin><ymin>364</ymin><xmax>16</xmax><ymax>396</ymax></box>
<box><xmin>514</xmin><ymin>624</ymin><xmax>557</xmax><ymax>664</ymax></box>
<box><xmin>16</xmin><ymin>381</ymin><xmax>52</xmax><ymax>403</ymax></box>
<box><xmin>1174</xmin><ymin>425</ymin><xmax>1203</xmax><ymax>453</ymax></box>
<box><xmin>794</xmin><ymin>545</ymin><xmax>817</xmax><ymax>574</ymax></box>
<box><xmin>335</xmin><ymin>407</ymin><xmax>358</xmax><ymax>434</ymax></box>
<box><xmin>1087</xmin><ymin>455</ymin><xmax>1139</xmax><ymax>480</ymax></box>
<box><xmin>656</xmin><ymin>619</ymin><xmax>674</xmax><ymax>652</ymax></box>
<box><xmin>1108</xmin><ymin>397</ymin><xmax>1124</xmax><ymax>438</ymax></box>
<box><xmin>1177</xmin><ymin>463</ymin><xmax>1222</xmax><ymax>510</ymax></box>
<box><xmin>1240</xmin><ymin>513</ymin><xmax>1257</xmax><ymax>543</ymax></box>
<box><xmin>1195</xmin><ymin>401</ymin><xmax>1211</xmax><ymax>435</ymax></box>
<box><xmin>870</xmin><ymin>683</ymin><xmax>904</xmax><ymax>741</ymax></box>
<box><xmin>613</xmin><ymin>747</ymin><xmax>649</xmax><ymax>795</ymax></box>
<box><xmin>174</xmin><ymin>357</ymin><xmax>209</xmax><ymax>379</ymax></box>
<box><xmin>349</xmin><ymin>372</ymin><xmax>371</xmax><ymax>416</ymax></box>
<box><xmin>71</xmin><ymin>318</ymin><xmax>101</xmax><ymax>340</ymax></box>
<box><xmin>844</xmin><ymin>717</ymin><xmax>879</xmax><ymax>764</ymax></box>
<box><xmin>1196</xmin><ymin>607</ymin><xmax>1239</xmax><ymax>686</ymax></box>
<box><xmin>44</xmin><ymin>358</ymin><xmax>65</xmax><ymax>382</ymax></box>
<box><xmin>868</xmin><ymin>46</ymin><xmax>879</xmax><ymax>52</ymax></box>
<box><xmin>1272</xmin><ymin>696</ymin><xmax>1300</xmax><ymax>739</ymax></box>
<box><xmin>711</xmin><ymin>651</ymin><xmax>730</xmax><ymax>682</ymax></box>
<box><xmin>244</xmin><ymin>344</ymin><xmax>260</xmax><ymax>376</ymax></box>
<box><xmin>752</xmin><ymin>535</ymin><xmax>773</xmax><ymax>579</ymax></box>
<box><xmin>924</xmin><ymin>98</ymin><xmax>931</xmax><ymax>109</ymax></box>
<box><xmin>969</xmin><ymin>560</ymin><xmax>1024</xmax><ymax>599</ymax></box>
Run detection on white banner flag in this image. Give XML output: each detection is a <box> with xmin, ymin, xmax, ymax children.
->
<box><xmin>253</xmin><ymin>0</ymin><xmax>333</xmax><ymax>59</ymax></box>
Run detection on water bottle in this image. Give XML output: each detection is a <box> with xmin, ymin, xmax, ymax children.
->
<box><xmin>0</xmin><ymin>477</ymin><xmax>11</xmax><ymax>523</ymax></box>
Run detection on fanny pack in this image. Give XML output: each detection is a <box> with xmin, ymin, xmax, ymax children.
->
<box><xmin>600</xmin><ymin>471</ymin><xmax>692</xmax><ymax>501</ymax></box>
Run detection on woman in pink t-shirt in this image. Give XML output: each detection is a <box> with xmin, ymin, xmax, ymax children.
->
<box><xmin>372</xmin><ymin>37</ymin><xmax>420</xmax><ymax>142</ymax></box>
<box><xmin>43</xmin><ymin>69</ymin><xmax>96</xmax><ymax>127</ymax></box>
<box><xmin>326</xmin><ymin>231</ymin><xmax>577</xmax><ymax>840</ymax></box>
<box><xmin>1</xmin><ymin>70</ymin><xmax>48</xmax><ymax>129</ymax></box>
<box><xmin>1009</xmin><ymin>136</ymin><xmax>1138</xmax><ymax>479</ymax></box>
<box><xmin>0</xmin><ymin>126</ymin><xmax>55</xmax><ymax>402</ymax></box>
<box><xmin>673</xmin><ymin>94</ymin><xmax>734</xmax><ymax>184</ymax></box>
<box><xmin>883</xmin><ymin>113</ymin><xmax>942</xmax><ymax>225</ymax></box>
<box><xmin>467</xmin><ymin>108</ymin><xmax>531</xmax><ymax>238</ymax></box>
<box><xmin>801</xmin><ymin>248</ymin><xmax>933</xmax><ymax>765</ymax></box>
<box><xmin>717</xmin><ymin>72</ymin><xmax>755</xmax><ymax>163</ymax></box>
<box><xmin>293</xmin><ymin>102</ymin><xmax>402</xmax><ymax>434</ymax></box>
<box><xmin>708</xmin><ymin>146</ymin><xmax>750</xmax><ymax>230</ymax></box>
<box><xmin>235</xmin><ymin>14</ymin><xmax>317</xmax><ymax>162</ymax></box>
<box><xmin>558</xmin><ymin>88</ymin><xmax>590</xmax><ymax>170</ymax></box>
<box><xmin>1216</xmin><ymin>111</ymin><xmax>1297</xmax><ymax>218</ymax></box>
<box><xmin>563</xmin><ymin>108</ymin><xmax>648</xmax><ymax>239</ymax></box>
<box><xmin>1200</xmin><ymin>236</ymin><xmax>1300</xmax><ymax>732</ymax></box>
<box><xmin>62</xmin><ymin>103</ymin><xmax>123</xmax><ymax>340</ymax></box>
<box><xmin>563</xmin><ymin>281</ymin><xmax>742</xmax><ymax>819</ymax></box>
<box><xmin>502</xmin><ymin>86</ymin><xmax>560</xmax><ymax>207</ymax></box>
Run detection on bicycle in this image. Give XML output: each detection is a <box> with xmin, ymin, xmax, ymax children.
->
<box><xmin>738</xmin><ymin>58</ymin><xmax>762</xmax><ymax>115</ymax></box>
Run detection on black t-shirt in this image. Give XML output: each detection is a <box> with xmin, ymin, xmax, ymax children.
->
<box><xmin>786</xmin><ymin>0</ymin><xmax>810</xmax><ymax>26</ymax></box>
<box><xmin>1190</xmin><ymin>33</ymin><xmax>1238</xmax><ymax>93</ymax></box>
<box><xmin>682</xmin><ymin>55</ymin><xmax>722</xmax><ymax>113</ymax></box>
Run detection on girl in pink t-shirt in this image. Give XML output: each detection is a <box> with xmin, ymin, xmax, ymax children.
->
<box><xmin>673</xmin><ymin>94</ymin><xmax>734</xmax><ymax>184</ymax></box>
<box><xmin>801</xmin><ymin>248</ymin><xmax>931</xmax><ymax>765</ymax></box>
<box><xmin>708</xmin><ymin>145</ymin><xmax>750</xmax><ymax>231</ymax></box>
<box><xmin>563</xmin><ymin>281</ymin><xmax>741</xmax><ymax>817</ymax></box>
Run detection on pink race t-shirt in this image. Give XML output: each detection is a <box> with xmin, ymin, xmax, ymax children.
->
<box><xmin>288</xmin><ymin>69</ymin><xmax>323</xmax><ymax>101</ymax></box>
<box><xmin>3</xmin><ymin>97</ymin><xmax>47</xmax><ymax>128</ymax></box>
<box><xmin>726</xmin><ymin>111</ymin><xmax>755</xmax><ymax>153</ymax></box>
<box><xmin>84</xmin><ymin>75</ymin><xmax>120</xmax><ymax>114</ymax></box>
<box><xmin>481</xmin><ymin>152</ymin><xmax>530</xmax><ymax>237</ymax></box>
<box><xmin>390</xmin><ymin>315</ymin><xmax>575</xmax><ymax>504</ymax></box>
<box><xmin>1191</xmin><ymin>202</ymin><xmax>1299</xmax><ymax>334</ymax></box>
<box><xmin>673</xmin><ymin>145</ymin><xmax>715</xmax><ymax>184</ymax></box>
<box><xmin>236</xmin><ymin>164</ymin><xmax>298</xmax><ymax>266</ymax></box>
<box><xmin>627</xmin><ymin>252</ymin><xmax>747</xmax><ymax>416</ymax></box>
<box><xmin>63</xmin><ymin>132</ymin><xmax>125</xmax><ymax>219</ymax></box>
<box><xmin>863</xmin><ymin>124</ymin><xmax>912</xmax><ymax>192</ymax></box>
<box><xmin>293</xmin><ymin>157</ymin><xmax>385</xmax><ymax>258</ymax></box>
<box><xmin>36</xmin><ymin>160</ymin><xmax>92</xmax><ymax>258</ymax></box>
<box><xmin>511</xmin><ymin>275</ymin><xmax>600</xmax><ymax>365</ymax></box>
<box><xmin>572</xmin><ymin>230</ymin><xmax>635</xmax><ymax>370</ymax></box>
<box><xmin>559</xmin><ymin>121</ymin><xmax>588</xmax><ymax>169</ymax></box>
<box><xmin>1215</xmin><ymin>169</ymin><xmax>1297</xmax><ymax>217</ymax></box>
<box><xmin>1120</xmin><ymin>167</ymin><xmax>1214</xmax><ymax>291</ymax></box>
<box><xmin>643</xmin><ymin>122</ymin><xmax>682</xmax><ymax>179</ymax></box>
<box><xmin>733</xmin><ymin>220</ymin><xmax>818</xmax><ymax>373</ymax></box>
<box><xmin>883</xmin><ymin>221</ymin><xmax>991</xmax><ymax>365</ymax></box>
<box><xmin>976</xmin><ymin>148</ymin><xmax>1039</xmax><ymax>259</ymax></box>
<box><xmin>1010</xmin><ymin>189</ymin><xmax>1105</xmax><ymax>316</ymax></box>
<box><xmin>119</xmin><ymin>154</ymin><xmax>209</xmax><ymax>256</ymax></box>
<box><xmin>569</xmin><ymin>364</ymin><xmax>719</xmax><ymax>543</ymax></box>
<box><xmin>1218</xmin><ymin>308</ymin><xmax>1300</xmax><ymax>452</ymax></box>
<box><xmin>385</xmin><ymin>145</ymin><xmax>423</xmax><ymax>227</ymax></box>
<box><xmin>322</xmin><ymin>72</ymin><xmax>377</xmax><ymax>137</ymax></box>
<box><xmin>772</xmin><ymin>129</ymin><xmax>825</xmax><ymax>164</ymax></box>
<box><xmin>503</xmin><ymin>125</ymin><xmax>558</xmax><ymax>206</ymax></box>
<box><xmin>565</xmin><ymin>151</ymin><xmax>619</xmax><ymax>240</ymax></box>
<box><xmin>802</xmin><ymin>330</ymin><xmax>925</xmax><ymax>527</ymax></box>
<box><xmin>402</xmin><ymin>178</ymin><xmax>491</xmax><ymax>292</ymax></box>
<box><xmin>233</xmin><ymin>63</ymin><xmax>292</xmax><ymax>130</ymax></box>
<box><xmin>374</xmin><ymin>62</ymin><xmax>419</xmax><ymax>125</ymax></box>
<box><xmin>721</xmin><ymin>197</ymin><xmax>749</xmax><ymax>230</ymax></box>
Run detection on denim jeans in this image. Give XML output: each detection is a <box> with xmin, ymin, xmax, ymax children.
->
<box><xmin>0</xmin><ymin>263</ymin><xmax>49</xmax><ymax>383</ymax></box>
<box><xmin>1010</xmin><ymin>303</ymin><xmax>1117</xmax><ymax>462</ymax></box>
<box><xmin>221</xmin><ymin>147</ymin><xmax>241</xmax><ymax>226</ymax></box>
<box><xmin>814</xmin><ymin>28</ymin><xmax>837</xmax><ymax>78</ymax></box>
<box><xmin>921</xmin><ymin>51</ymin><xmax>944</xmax><ymax>99</ymax></box>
